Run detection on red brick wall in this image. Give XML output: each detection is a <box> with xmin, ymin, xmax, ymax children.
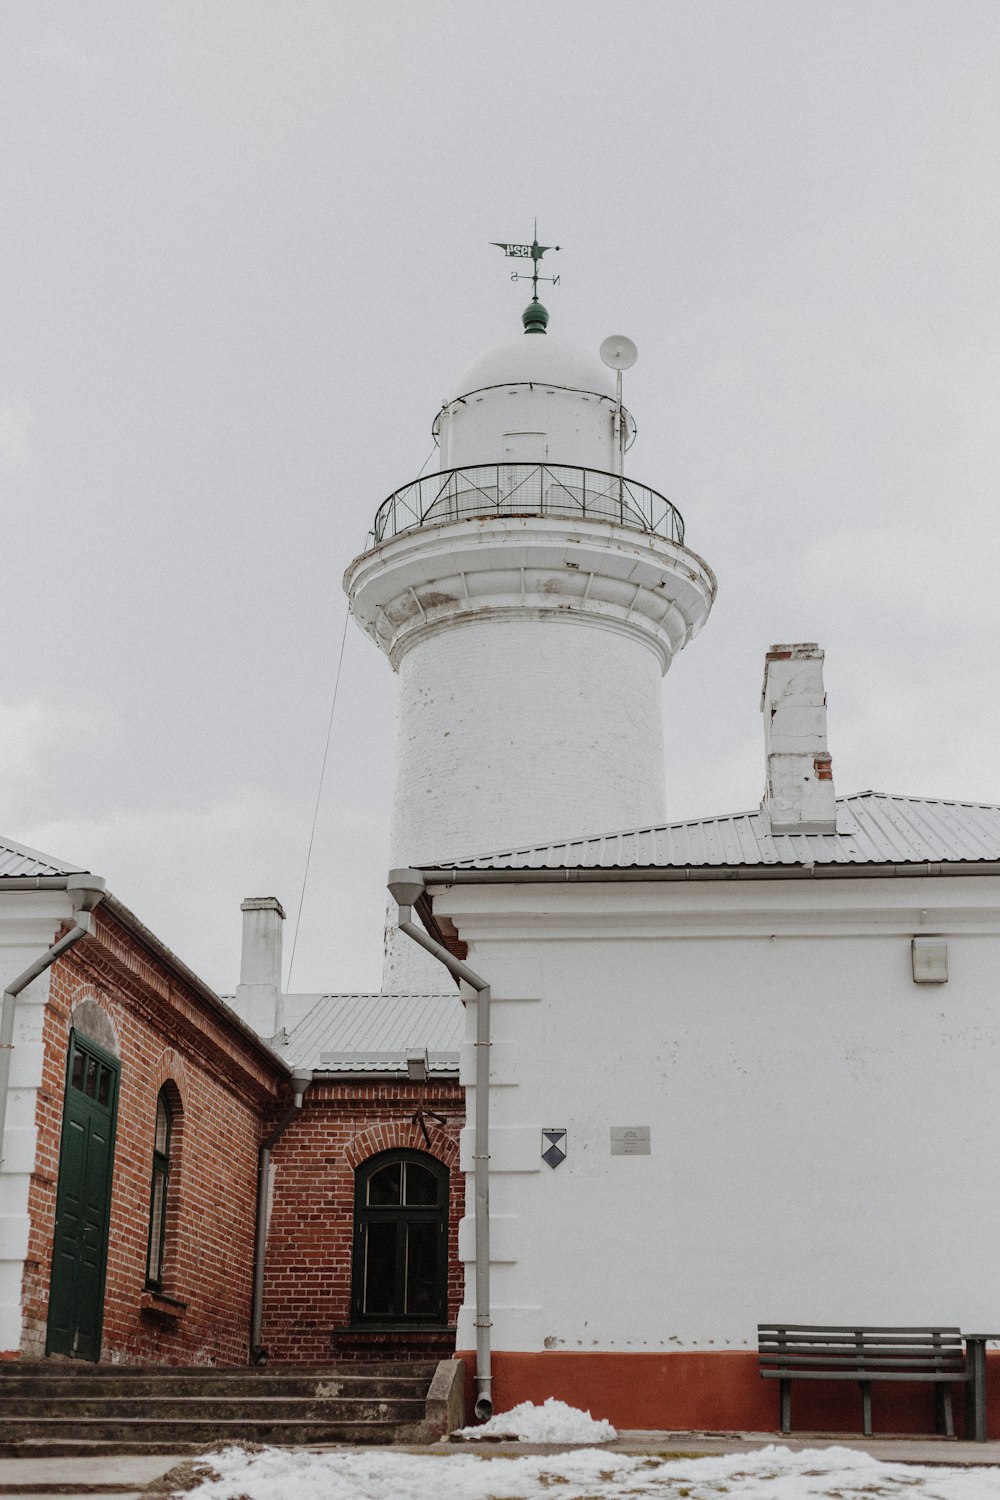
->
<box><xmin>22</xmin><ymin>910</ymin><xmax>284</xmax><ymax>1366</ymax></box>
<box><xmin>260</xmin><ymin>1080</ymin><xmax>464</xmax><ymax>1363</ymax></box>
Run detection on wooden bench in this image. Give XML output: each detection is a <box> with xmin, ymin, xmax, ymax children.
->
<box><xmin>758</xmin><ymin>1324</ymin><xmax>969</xmax><ymax>1436</ymax></box>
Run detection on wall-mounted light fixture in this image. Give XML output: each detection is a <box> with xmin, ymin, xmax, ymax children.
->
<box><xmin>912</xmin><ymin>936</ymin><xmax>948</xmax><ymax>985</ymax></box>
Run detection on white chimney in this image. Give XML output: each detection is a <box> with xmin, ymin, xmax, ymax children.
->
<box><xmin>233</xmin><ymin>896</ymin><xmax>286</xmax><ymax>1039</ymax></box>
<box><xmin>760</xmin><ymin>643</ymin><xmax>836</xmax><ymax>834</ymax></box>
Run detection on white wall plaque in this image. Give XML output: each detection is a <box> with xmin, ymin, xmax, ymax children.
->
<box><xmin>610</xmin><ymin>1125</ymin><xmax>651</xmax><ymax>1156</ymax></box>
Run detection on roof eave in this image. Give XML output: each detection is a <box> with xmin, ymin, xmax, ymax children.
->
<box><xmin>420</xmin><ymin>859</ymin><xmax>1000</xmax><ymax>883</ymax></box>
<box><xmin>307</xmin><ymin>1068</ymin><xmax>460</xmax><ymax>1082</ymax></box>
<box><xmin>99</xmin><ymin>893</ymin><xmax>292</xmax><ymax>1079</ymax></box>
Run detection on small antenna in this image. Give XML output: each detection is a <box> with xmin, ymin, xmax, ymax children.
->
<box><xmin>600</xmin><ymin>335</ymin><xmax>638</xmax><ymax>482</ymax></box>
<box><xmin>491</xmin><ymin>221</ymin><xmax>561</xmax><ymax>314</ymax></box>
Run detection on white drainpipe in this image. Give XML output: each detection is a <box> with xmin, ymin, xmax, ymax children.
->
<box><xmin>0</xmin><ymin>874</ymin><xmax>107</xmax><ymax>1171</ymax></box>
<box><xmin>387</xmin><ymin>868</ymin><xmax>494</xmax><ymax>1421</ymax></box>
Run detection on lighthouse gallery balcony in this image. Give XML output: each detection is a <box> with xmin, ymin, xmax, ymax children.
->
<box><xmin>370</xmin><ymin>462</ymin><xmax>685</xmax><ymax>547</ymax></box>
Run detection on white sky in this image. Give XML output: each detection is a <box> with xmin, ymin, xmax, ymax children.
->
<box><xmin>4</xmin><ymin>2</ymin><xmax>999</xmax><ymax>994</ymax></box>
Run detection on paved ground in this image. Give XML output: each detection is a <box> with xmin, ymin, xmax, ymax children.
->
<box><xmin>2</xmin><ymin>1433</ymin><xmax>1000</xmax><ymax>1497</ymax></box>
<box><xmin>0</xmin><ymin>1450</ymin><xmax>179</xmax><ymax>1497</ymax></box>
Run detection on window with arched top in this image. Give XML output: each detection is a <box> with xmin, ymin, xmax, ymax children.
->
<box><xmin>145</xmin><ymin>1089</ymin><xmax>173</xmax><ymax>1291</ymax></box>
<box><xmin>351</xmin><ymin>1150</ymin><xmax>449</xmax><ymax>1325</ymax></box>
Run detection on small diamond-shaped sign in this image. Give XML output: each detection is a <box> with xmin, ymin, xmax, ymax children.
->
<box><xmin>541</xmin><ymin>1128</ymin><xmax>567</xmax><ymax>1169</ymax></box>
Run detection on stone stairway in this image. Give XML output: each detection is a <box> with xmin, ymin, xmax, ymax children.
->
<box><xmin>0</xmin><ymin>1359</ymin><xmax>465</xmax><ymax>1456</ymax></box>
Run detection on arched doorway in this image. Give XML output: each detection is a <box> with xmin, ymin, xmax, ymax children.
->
<box><xmin>46</xmin><ymin>1029</ymin><xmax>120</xmax><ymax>1359</ymax></box>
<box><xmin>351</xmin><ymin>1150</ymin><xmax>448</xmax><ymax>1325</ymax></box>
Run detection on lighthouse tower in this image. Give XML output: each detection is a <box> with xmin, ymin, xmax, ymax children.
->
<box><xmin>344</xmin><ymin>280</ymin><xmax>716</xmax><ymax>988</ymax></box>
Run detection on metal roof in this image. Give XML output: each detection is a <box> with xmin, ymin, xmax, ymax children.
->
<box><xmin>280</xmin><ymin>992</ymin><xmax>463</xmax><ymax>1073</ymax></box>
<box><xmin>433</xmin><ymin>793</ymin><xmax>1000</xmax><ymax>873</ymax></box>
<box><xmin>0</xmin><ymin>836</ymin><xmax>88</xmax><ymax>879</ymax></box>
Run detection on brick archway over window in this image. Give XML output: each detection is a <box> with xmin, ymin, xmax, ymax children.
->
<box><xmin>345</xmin><ymin>1122</ymin><xmax>459</xmax><ymax>1172</ymax></box>
<box><xmin>152</xmin><ymin>1049</ymin><xmax>188</xmax><ymax>1104</ymax></box>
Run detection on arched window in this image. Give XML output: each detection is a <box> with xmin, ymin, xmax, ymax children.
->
<box><xmin>351</xmin><ymin>1150</ymin><xmax>449</xmax><ymax>1325</ymax></box>
<box><xmin>145</xmin><ymin>1089</ymin><xmax>172</xmax><ymax>1291</ymax></box>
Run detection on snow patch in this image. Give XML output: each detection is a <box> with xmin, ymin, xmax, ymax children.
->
<box><xmin>454</xmin><ymin>1396</ymin><xmax>617</xmax><ymax>1443</ymax></box>
<box><xmin>175</xmin><ymin>1441</ymin><xmax>1000</xmax><ymax>1499</ymax></box>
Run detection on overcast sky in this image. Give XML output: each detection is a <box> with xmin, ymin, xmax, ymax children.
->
<box><xmin>3</xmin><ymin>1</ymin><xmax>998</xmax><ymax>995</ymax></box>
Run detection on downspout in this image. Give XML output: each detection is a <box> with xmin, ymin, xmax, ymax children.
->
<box><xmin>0</xmin><ymin>874</ymin><xmax>107</xmax><ymax>1171</ymax></box>
<box><xmin>250</xmin><ymin>1068</ymin><xmax>312</xmax><ymax>1363</ymax></box>
<box><xmin>388</xmin><ymin>868</ymin><xmax>494</xmax><ymax>1420</ymax></box>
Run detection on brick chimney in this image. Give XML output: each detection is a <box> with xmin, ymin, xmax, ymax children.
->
<box><xmin>233</xmin><ymin>896</ymin><xmax>286</xmax><ymax>1039</ymax></box>
<box><xmin>760</xmin><ymin>643</ymin><xmax>836</xmax><ymax>834</ymax></box>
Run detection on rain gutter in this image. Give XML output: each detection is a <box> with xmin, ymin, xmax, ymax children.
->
<box><xmin>411</xmin><ymin>860</ymin><xmax>1000</xmax><ymax>884</ymax></box>
<box><xmin>387</xmin><ymin>868</ymin><xmax>494</xmax><ymax>1421</ymax></box>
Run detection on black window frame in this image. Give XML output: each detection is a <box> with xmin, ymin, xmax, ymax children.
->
<box><xmin>350</xmin><ymin>1149</ymin><xmax>449</xmax><ymax>1326</ymax></box>
<box><xmin>144</xmin><ymin>1089</ymin><xmax>172</xmax><ymax>1292</ymax></box>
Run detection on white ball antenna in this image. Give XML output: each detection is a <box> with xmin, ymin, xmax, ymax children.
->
<box><xmin>600</xmin><ymin>335</ymin><xmax>638</xmax><ymax>371</ymax></box>
<box><xmin>600</xmin><ymin>337</ymin><xmax>638</xmax><ymax>477</ymax></box>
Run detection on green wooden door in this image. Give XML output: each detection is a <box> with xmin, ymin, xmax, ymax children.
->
<box><xmin>46</xmin><ymin>1032</ymin><xmax>119</xmax><ymax>1360</ymax></box>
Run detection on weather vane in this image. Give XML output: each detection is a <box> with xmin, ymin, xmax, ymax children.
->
<box><xmin>491</xmin><ymin>220</ymin><xmax>561</xmax><ymax>302</ymax></box>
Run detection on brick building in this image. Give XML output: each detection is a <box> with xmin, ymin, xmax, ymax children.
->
<box><xmin>255</xmin><ymin>988</ymin><xmax>464</xmax><ymax>1365</ymax></box>
<box><xmin>0</xmin><ymin>839</ymin><xmax>463</xmax><ymax>1367</ymax></box>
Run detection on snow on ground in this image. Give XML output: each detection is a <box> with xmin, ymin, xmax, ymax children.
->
<box><xmin>453</xmin><ymin>1395</ymin><xmax>617</xmax><ymax>1442</ymax></box>
<box><xmin>177</xmin><ymin>1442</ymin><xmax>1000</xmax><ymax>1499</ymax></box>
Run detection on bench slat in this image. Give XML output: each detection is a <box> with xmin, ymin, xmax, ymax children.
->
<box><xmin>761</xmin><ymin>1362</ymin><xmax>965</xmax><ymax>1374</ymax></box>
<box><xmin>758</xmin><ymin>1325</ymin><xmax>962</xmax><ymax>1335</ymax></box>
<box><xmin>761</xmin><ymin>1369</ymin><xmax>968</xmax><ymax>1383</ymax></box>
<box><xmin>761</xmin><ymin>1351</ymin><xmax>963</xmax><ymax>1360</ymax></box>
<box><xmin>759</xmin><ymin>1339</ymin><xmax>964</xmax><ymax>1350</ymax></box>
<box><xmin>761</xmin><ymin>1338</ymin><xmax>965</xmax><ymax>1350</ymax></box>
<box><xmin>760</xmin><ymin>1341</ymin><xmax>962</xmax><ymax>1353</ymax></box>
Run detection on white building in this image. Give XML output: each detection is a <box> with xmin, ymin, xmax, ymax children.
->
<box><xmin>344</xmin><ymin>294</ymin><xmax>1000</xmax><ymax>1432</ymax></box>
<box><xmin>404</xmin><ymin>776</ymin><xmax>1000</xmax><ymax>1430</ymax></box>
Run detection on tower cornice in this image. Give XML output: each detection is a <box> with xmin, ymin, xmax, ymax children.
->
<box><xmin>344</xmin><ymin>514</ymin><xmax>716</xmax><ymax>674</ymax></box>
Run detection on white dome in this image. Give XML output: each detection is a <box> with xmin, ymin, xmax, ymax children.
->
<box><xmin>450</xmin><ymin>333</ymin><xmax>616</xmax><ymax>402</ymax></box>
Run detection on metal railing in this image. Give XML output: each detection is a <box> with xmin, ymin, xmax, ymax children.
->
<box><xmin>370</xmin><ymin>463</ymin><xmax>685</xmax><ymax>546</ymax></box>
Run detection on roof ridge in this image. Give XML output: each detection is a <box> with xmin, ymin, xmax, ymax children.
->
<box><xmin>433</xmin><ymin>791</ymin><xmax>1000</xmax><ymax>867</ymax></box>
<box><xmin>284</xmin><ymin>991</ymin><xmax>458</xmax><ymax>1001</ymax></box>
<box><xmin>846</xmin><ymin>790</ymin><xmax>1000</xmax><ymax>810</ymax></box>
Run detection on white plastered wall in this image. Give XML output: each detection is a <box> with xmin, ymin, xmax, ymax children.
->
<box><xmin>0</xmin><ymin>895</ymin><xmax>69</xmax><ymax>1353</ymax></box>
<box><xmin>439</xmin><ymin>875</ymin><xmax>1000</xmax><ymax>1355</ymax></box>
<box><xmin>439</xmin><ymin>385</ymin><xmax>620</xmax><ymax>472</ymax></box>
<box><xmin>391</xmin><ymin>618</ymin><xmax>667</xmax><ymax>867</ymax></box>
<box><xmin>384</xmin><ymin>616</ymin><xmax>667</xmax><ymax>990</ymax></box>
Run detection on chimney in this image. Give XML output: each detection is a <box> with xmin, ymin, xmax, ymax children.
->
<box><xmin>233</xmin><ymin>897</ymin><xmax>286</xmax><ymax>1039</ymax></box>
<box><xmin>760</xmin><ymin>643</ymin><xmax>836</xmax><ymax>834</ymax></box>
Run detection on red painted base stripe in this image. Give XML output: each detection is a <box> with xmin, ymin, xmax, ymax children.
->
<box><xmin>456</xmin><ymin>1349</ymin><xmax>1000</xmax><ymax>1439</ymax></box>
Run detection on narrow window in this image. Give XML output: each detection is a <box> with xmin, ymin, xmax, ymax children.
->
<box><xmin>145</xmin><ymin>1090</ymin><xmax>172</xmax><ymax>1291</ymax></box>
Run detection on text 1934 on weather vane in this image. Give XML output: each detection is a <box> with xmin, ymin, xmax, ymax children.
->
<box><xmin>491</xmin><ymin>222</ymin><xmax>561</xmax><ymax>301</ymax></box>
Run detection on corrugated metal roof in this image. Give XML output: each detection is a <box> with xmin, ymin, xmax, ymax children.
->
<box><xmin>0</xmin><ymin>836</ymin><xmax>88</xmax><ymax>879</ymax></box>
<box><xmin>280</xmin><ymin>992</ymin><xmax>463</xmax><ymax>1073</ymax></box>
<box><xmin>435</xmin><ymin>793</ymin><xmax>1000</xmax><ymax>872</ymax></box>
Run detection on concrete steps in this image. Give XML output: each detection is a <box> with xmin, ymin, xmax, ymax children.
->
<box><xmin>0</xmin><ymin>1359</ymin><xmax>465</xmax><ymax>1457</ymax></box>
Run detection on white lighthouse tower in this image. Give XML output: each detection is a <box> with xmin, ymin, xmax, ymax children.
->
<box><xmin>344</xmin><ymin>249</ymin><xmax>716</xmax><ymax>988</ymax></box>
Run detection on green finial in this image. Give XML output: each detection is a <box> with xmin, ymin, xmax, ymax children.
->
<box><xmin>491</xmin><ymin>220</ymin><xmax>561</xmax><ymax>333</ymax></box>
<box><xmin>522</xmin><ymin>298</ymin><xmax>549</xmax><ymax>334</ymax></box>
